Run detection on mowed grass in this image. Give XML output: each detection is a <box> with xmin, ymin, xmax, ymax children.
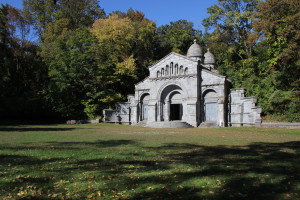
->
<box><xmin>0</xmin><ymin>124</ymin><xmax>299</xmax><ymax>200</ymax></box>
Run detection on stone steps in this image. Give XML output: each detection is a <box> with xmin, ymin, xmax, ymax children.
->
<box><xmin>145</xmin><ymin>121</ymin><xmax>194</xmax><ymax>128</ymax></box>
<box><xmin>198</xmin><ymin>121</ymin><xmax>219</xmax><ymax>128</ymax></box>
<box><xmin>135</xmin><ymin>121</ymin><xmax>148</xmax><ymax>127</ymax></box>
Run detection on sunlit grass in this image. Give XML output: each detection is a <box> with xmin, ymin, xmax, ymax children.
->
<box><xmin>0</xmin><ymin>124</ymin><xmax>299</xmax><ymax>199</ymax></box>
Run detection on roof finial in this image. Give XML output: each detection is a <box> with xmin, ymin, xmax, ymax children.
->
<box><xmin>207</xmin><ymin>48</ymin><xmax>210</xmax><ymax>52</ymax></box>
<box><xmin>194</xmin><ymin>39</ymin><xmax>197</xmax><ymax>43</ymax></box>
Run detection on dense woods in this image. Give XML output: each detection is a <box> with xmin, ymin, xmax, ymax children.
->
<box><xmin>0</xmin><ymin>0</ymin><xmax>299</xmax><ymax>121</ymax></box>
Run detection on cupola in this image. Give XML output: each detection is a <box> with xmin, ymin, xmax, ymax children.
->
<box><xmin>204</xmin><ymin>48</ymin><xmax>215</xmax><ymax>64</ymax></box>
<box><xmin>187</xmin><ymin>39</ymin><xmax>203</xmax><ymax>60</ymax></box>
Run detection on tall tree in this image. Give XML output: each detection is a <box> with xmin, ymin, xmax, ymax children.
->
<box><xmin>203</xmin><ymin>0</ymin><xmax>261</xmax><ymax>60</ymax></box>
<box><xmin>202</xmin><ymin>0</ymin><xmax>262</xmax><ymax>89</ymax></box>
<box><xmin>23</xmin><ymin>0</ymin><xmax>104</xmax><ymax>36</ymax></box>
<box><xmin>23</xmin><ymin>0</ymin><xmax>57</xmax><ymax>36</ymax></box>
<box><xmin>0</xmin><ymin>4</ymin><xmax>49</xmax><ymax>119</ymax></box>
<box><xmin>55</xmin><ymin>0</ymin><xmax>105</xmax><ymax>29</ymax></box>
<box><xmin>252</xmin><ymin>0</ymin><xmax>300</xmax><ymax>120</ymax></box>
<box><xmin>92</xmin><ymin>10</ymin><xmax>156</xmax><ymax>92</ymax></box>
<box><xmin>41</xmin><ymin>19</ymin><xmax>101</xmax><ymax>118</ymax></box>
<box><xmin>154</xmin><ymin>20</ymin><xmax>202</xmax><ymax>59</ymax></box>
<box><xmin>254</xmin><ymin>0</ymin><xmax>300</xmax><ymax>90</ymax></box>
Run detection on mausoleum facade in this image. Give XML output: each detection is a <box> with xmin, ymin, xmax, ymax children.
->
<box><xmin>104</xmin><ymin>40</ymin><xmax>262</xmax><ymax>128</ymax></box>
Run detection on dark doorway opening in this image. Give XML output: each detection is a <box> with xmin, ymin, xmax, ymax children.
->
<box><xmin>170</xmin><ymin>104</ymin><xmax>182</xmax><ymax>120</ymax></box>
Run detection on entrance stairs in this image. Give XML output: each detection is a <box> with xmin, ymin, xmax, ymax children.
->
<box><xmin>198</xmin><ymin>121</ymin><xmax>219</xmax><ymax>128</ymax></box>
<box><xmin>136</xmin><ymin>121</ymin><xmax>194</xmax><ymax>128</ymax></box>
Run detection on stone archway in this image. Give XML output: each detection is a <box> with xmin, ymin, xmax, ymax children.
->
<box><xmin>159</xmin><ymin>85</ymin><xmax>184</xmax><ymax>121</ymax></box>
<box><xmin>203</xmin><ymin>90</ymin><xmax>218</xmax><ymax>122</ymax></box>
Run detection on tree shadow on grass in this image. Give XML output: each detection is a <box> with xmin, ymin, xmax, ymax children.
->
<box><xmin>47</xmin><ymin>139</ymin><xmax>138</xmax><ymax>148</ymax></box>
<box><xmin>0</xmin><ymin>140</ymin><xmax>299</xmax><ymax>200</ymax></box>
<box><xmin>125</xmin><ymin>141</ymin><xmax>300</xmax><ymax>200</ymax></box>
<box><xmin>0</xmin><ymin>154</ymin><xmax>60</xmax><ymax>166</ymax></box>
<box><xmin>0</xmin><ymin>127</ymin><xmax>76</xmax><ymax>132</ymax></box>
<box><xmin>0</xmin><ymin>140</ymin><xmax>138</xmax><ymax>151</ymax></box>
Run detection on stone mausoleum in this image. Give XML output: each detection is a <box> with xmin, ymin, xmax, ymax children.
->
<box><xmin>104</xmin><ymin>40</ymin><xmax>262</xmax><ymax>128</ymax></box>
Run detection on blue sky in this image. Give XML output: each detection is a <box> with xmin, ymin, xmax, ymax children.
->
<box><xmin>2</xmin><ymin>0</ymin><xmax>217</xmax><ymax>30</ymax></box>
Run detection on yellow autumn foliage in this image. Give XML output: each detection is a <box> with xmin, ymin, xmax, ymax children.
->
<box><xmin>91</xmin><ymin>14</ymin><xmax>135</xmax><ymax>59</ymax></box>
<box><xmin>115</xmin><ymin>56</ymin><xmax>137</xmax><ymax>78</ymax></box>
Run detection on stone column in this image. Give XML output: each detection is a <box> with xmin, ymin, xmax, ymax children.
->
<box><xmin>136</xmin><ymin>103</ymin><xmax>141</xmax><ymax>123</ymax></box>
<box><xmin>139</xmin><ymin>102</ymin><xmax>143</xmax><ymax>121</ymax></box>
<box><xmin>157</xmin><ymin>100</ymin><xmax>161</xmax><ymax>121</ymax></box>
<box><xmin>166</xmin><ymin>100</ymin><xmax>170</xmax><ymax>121</ymax></box>
<box><xmin>131</xmin><ymin>105</ymin><xmax>137</xmax><ymax>125</ymax></box>
<box><xmin>218</xmin><ymin>98</ymin><xmax>225</xmax><ymax>127</ymax></box>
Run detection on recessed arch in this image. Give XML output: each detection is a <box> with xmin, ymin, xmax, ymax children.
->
<box><xmin>140</xmin><ymin>93</ymin><xmax>150</xmax><ymax>121</ymax></box>
<box><xmin>180</xmin><ymin>65</ymin><xmax>184</xmax><ymax>75</ymax></box>
<box><xmin>156</xmin><ymin>81</ymin><xmax>189</xmax><ymax>101</ymax></box>
<box><xmin>203</xmin><ymin>89</ymin><xmax>218</xmax><ymax>122</ymax></box>
<box><xmin>184</xmin><ymin>67</ymin><xmax>188</xmax><ymax>75</ymax></box>
<box><xmin>166</xmin><ymin>65</ymin><xmax>169</xmax><ymax>75</ymax></box>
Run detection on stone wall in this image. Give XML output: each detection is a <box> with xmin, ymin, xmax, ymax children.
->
<box><xmin>103</xmin><ymin>102</ymin><xmax>131</xmax><ymax>124</ymax></box>
<box><xmin>229</xmin><ymin>89</ymin><xmax>262</xmax><ymax>126</ymax></box>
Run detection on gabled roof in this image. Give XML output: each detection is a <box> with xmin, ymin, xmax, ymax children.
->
<box><xmin>202</xmin><ymin>68</ymin><xmax>226</xmax><ymax>78</ymax></box>
<box><xmin>148</xmin><ymin>52</ymin><xmax>197</xmax><ymax>69</ymax></box>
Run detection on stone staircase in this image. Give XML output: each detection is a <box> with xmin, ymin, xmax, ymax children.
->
<box><xmin>135</xmin><ymin>120</ymin><xmax>148</xmax><ymax>127</ymax></box>
<box><xmin>198</xmin><ymin>121</ymin><xmax>219</xmax><ymax>128</ymax></box>
<box><xmin>136</xmin><ymin>121</ymin><xmax>194</xmax><ymax>128</ymax></box>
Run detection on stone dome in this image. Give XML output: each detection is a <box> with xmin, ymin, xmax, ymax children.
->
<box><xmin>204</xmin><ymin>48</ymin><xmax>215</xmax><ymax>64</ymax></box>
<box><xmin>187</xmin><ymin>39</ymin><xmax>203</xmax><ymax>58</ymax></box>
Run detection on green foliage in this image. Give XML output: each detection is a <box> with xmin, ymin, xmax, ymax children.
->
<box><xmin>203</xmin><ymin>0</ymin><xmax>299</xmax><ymax>121</ymax></box>
<box><xmin>154</xmin><ymin>20</ymin><xmax>202</xmax><ymax>59</ymax></box>
<box><xmin>23</xmin><ymin>0</ymin><xmax>104</xmax><ymax>36</ymax></box>
<box><xmin>92</xmin><ymin>9</ymin><xmax>156</xmax><ymax>82</ymax></box>
<box><xmin>41</xmin><ymin>23</ymin><xmax>100</xmax><ymax>118</ymax></box>
<box><xmin>82</xmin><ymin>99</ymin><xmax>101</xmax><ymax>119</ymax></box>
<box><xmin>1</xmin><ymin>1</ymin><xmax>299</xmax><ymax>121</ymax></box>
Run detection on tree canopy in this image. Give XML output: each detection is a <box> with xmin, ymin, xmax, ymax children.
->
<box><xmin>0</xmin><ymin>0</ymin><xmax>299</xmax><ymax>121</ymax></box>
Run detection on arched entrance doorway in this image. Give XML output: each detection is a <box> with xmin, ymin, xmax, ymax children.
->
<box><xmin>169</xmin><ymin>92</ymin><xmax>182</xmax><ymax>120</ymax></box>
<box><xmin>203</xmin><ymin>90</ymin><xmax>218</xmax><ymax>122</ymax></box>
<box><xmin>159</xmin><ymin>85</ymin><xmax>184</xmax><ymax>121</ymax></box>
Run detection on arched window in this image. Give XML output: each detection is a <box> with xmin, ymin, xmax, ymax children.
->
<box><xmin>157</xmin><ymin>71</ymin><xmax>161</xmax><ymax>77</ymax></box>
<box><xmin>180</xmin><ymin>66</ymin><xmax>184</xmax><ymax>75</ymax></box>
<box><xmin>161</xmin><ymin>68</ymin><xmax>165</xmax><ymax>76</ymax></box>
<box><xmin>166</xmin><ymin>65</ymin><xmax>169</xmax><ymax>75</ymax></box>
<box><xmin>175</xmin><ymin>64</ymin><xmax>178</xmax><ymax>75</ymax></box>
<box><xmin>184</xmin><ymin>67</ymin><xmax>188</xmax><ymax>75</ymax></box>
<box><xmin>170</xmin><ymin>62</ymin><xmax>174</xmax><ymax>75</ymax></box>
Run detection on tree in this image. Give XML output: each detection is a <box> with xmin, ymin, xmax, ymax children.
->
<box><xmin>41</xmin><ymin>19</ymin><xmax>101</xmax><ymax>118</ymax></box>
<box><xmin>254</xmin><ymin>0</ymin><xmax>300</xmax><ymax>90</ymax></box>
<box><xmin>23</xmin><ymin>0</ymin><xmax>57</xmax><ymax>36</ymax></box>
<box><xmin>55</xmin><ymin>0</ymin><xmax>105</xmax><ymax>29</ymax></box>
<box><xmin>23</xmin><ymin>0</ymin><xmax>104</xmax><ymax>36</ymax></box>
<box><xmin>0</xmin><ymin>4</ymin><xmax>50</xmax><ymax>120</ymax></box>
<box><xmin>154</xmin><ymin>20</ymin><xmax>202</xmax><ymax>59</ymax></box>
<box><xmin>253</xmin><ymin>0</ymin><xmax>300</xmax><ymax>120</ymax></box>
<box><xmin>203</xmin><ymin>0</ymin><xmax>300</xmax><ymax>121</ymax></box>
<box><xmin>92</xmin><ymin>10</ymin><xmax>156</xmax><ymax>96</ymax></box>
<box><xmin>203</xmin><ymin>0</ymin><xmax>261</xmax><ymax>60</ymax></box>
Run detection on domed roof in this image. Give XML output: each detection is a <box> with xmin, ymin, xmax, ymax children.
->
<box><xmin>204</xmin><ymin>48</ymin><xmax>215</xmax><ymax>64</ymax></box>
<box><xmin>187</xmin><ymin>39</ymin><xmax>202</xmax><ymax>58</ymax></box>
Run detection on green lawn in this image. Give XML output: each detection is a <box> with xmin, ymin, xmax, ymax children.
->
<box><xmin>0</xmin><ymin>124</ymin><xmax>299</xmax><ymax>200</ymax></box>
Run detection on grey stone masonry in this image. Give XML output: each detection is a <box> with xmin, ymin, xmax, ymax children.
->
<box><xmin>103</xmin><ymin>41</ymin><xmax>262</xmax><ymax>128</ymax></box>
<box><xmin>229</xmin><ymin>89</ymin><xmax>262</xmax><ymax>127</ymax></box>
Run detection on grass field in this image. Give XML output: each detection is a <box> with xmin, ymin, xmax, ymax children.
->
<box><xmin>0</xmin><ymin>124</ymin><xmax>299</xmax><ymax>200</ymax></box>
